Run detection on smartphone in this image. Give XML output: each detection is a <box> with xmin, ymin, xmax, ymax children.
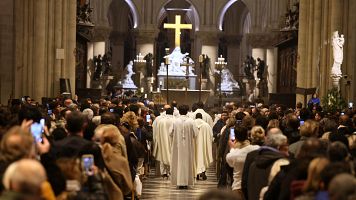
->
<box><xmin>31</xmin><ymin>119</ymin><xmax>44</xmax><ymax>142</ymax></box>
<box><xmin>48</xmin><ymin>109</ymin><xmax>53</xmax><ymax>115</ymax></box>
<box><xmin>109</xmin><ymin>108</ymin><xmax>114</xmax><ymax>113</ymax></box>
<box><xmin>300</xmin><ymin>120</ymin><xmax>305</xmax><ymax>126</ymax></box>
<box><xmin>230</xmin><ymin>128</ymin><xmax>235</xmax><ymax>141</ymax></box>
<box><xmin>81</xmin><ymin>154</ymin><xmax>94</xmax><ymax>176</ymax></box>
<box><xmin>146</xmin><ymin>114</ymin><xmax>151</xmax><ymax>122</ymax></box>
<box><xmin>341</xmin><ymin>112</ymin><xmax>345</xmax><ymax>116</ymax></box>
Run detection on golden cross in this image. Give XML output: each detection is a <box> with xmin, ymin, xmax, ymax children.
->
<box><xmin>163</xmin><ymin>15</ymin><xmax>192</xmax><ymax>48</ymax></box>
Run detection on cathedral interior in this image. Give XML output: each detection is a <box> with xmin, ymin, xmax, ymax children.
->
<box><xmin>0</xmin><ymin>0</ymin><xmax>356</xmax><ymax>107</ymax></box>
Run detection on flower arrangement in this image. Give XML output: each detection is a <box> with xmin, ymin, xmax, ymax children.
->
<box><xmin>321</xmin><ymin>87</ymin><xmax>347</xmax><ymax>113</ymax></box>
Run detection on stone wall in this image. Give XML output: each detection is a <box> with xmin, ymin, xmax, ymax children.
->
<box><xmin>0</xmin><ymin>0</ymin><xmax>14</xmax><ymax>104</ymax></box>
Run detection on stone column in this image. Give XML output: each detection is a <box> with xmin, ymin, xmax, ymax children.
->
<box><xmin>110</xmin><ymin>31</ymin><xmax>126</xmax><ymax>78</ymax></box>
<box><xmin>196</xmin><ymin>30</ymin><xmax>219</xmax><ymax>94</ymax></box>
<box><xmin>266</xmin><ymin>48</ymin><xmax>278</xmax><ymax>93</ymax></box>
<box><xmin>14</xmin><ymin>0</ymin><xmax>76</xmax><ymax>101</ymax></box>
<box><xmin>0</xmin><ymin>0</ymin><xmax>15</xmax><ymax>104</ymax></box>
<box><xmin>135</xmin><ymin>29</ymin><xmax>157</xmax><ymax>57</ymax></box>
<box><xmin>225</xmin><ymin>34</ymin><xmax>242</xmax><ymax>76</ymax></box>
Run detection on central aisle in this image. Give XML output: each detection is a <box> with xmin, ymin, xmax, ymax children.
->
<box><xmin>141</xmin><ymin>164</ymin><xmax>218</xmax><ymax>200</ymax></box>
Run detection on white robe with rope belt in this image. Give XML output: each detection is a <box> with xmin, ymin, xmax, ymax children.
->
<box><xmin>194</xmin><ymin>118</ymin><xmax>214</xmax><ymax>175</ymax></box>
<box><xmin>170</xmin><ymin>115</ymin><xmax>198</xmax><ymax>186</ymax></box>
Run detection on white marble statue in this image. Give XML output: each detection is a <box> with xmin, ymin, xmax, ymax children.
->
<box><xmin>218</xmin><ymin>68</ymin><xmax>240</xmax><ymax>93</ymax></box>
<box><xmin>121</xmin><ymin>60</ymin><xmax>137</xmax><ymax>89</ymax></box>
<box><xmin>158</xmin><ymin>47</ymin><xmax>196</xmax><ymax>76</ymax></box>
<box><xmin>331</xmin><ymin>31</ymin><xmax>345</xmax><ymax>77</ymax></box>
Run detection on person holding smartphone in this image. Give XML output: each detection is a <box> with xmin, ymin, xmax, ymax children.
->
<box><xmin>226</xmin><ymin>125</ymin><xmax>260</xmax><ymax>199</ymax></box>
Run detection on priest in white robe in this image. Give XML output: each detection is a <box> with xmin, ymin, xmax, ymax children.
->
<box><xmin>170</xmin><ymin>105</ymin><xmax>198</xmax><ymax>188</ymax></box>
<box><xmin>194</xmin><ymin>113</ymin><xmax>214</xmax><ymax>180</ymax></box>
<box><xmin>192</xmin><ymin>102</ymin><xmax>214</xmax><ymax>127</ymax></box>
<box><xmin>152</xmin><ymin>107</ymin><xmax>175</xmax><ymax>177</ymax></box>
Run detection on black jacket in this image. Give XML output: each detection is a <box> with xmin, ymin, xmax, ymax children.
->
<box><xmin>247</xmin><ymin>147</ymin><xmax>286</xmax><ymax>200</ymax></box>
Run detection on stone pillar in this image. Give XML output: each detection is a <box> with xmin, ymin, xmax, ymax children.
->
<box><xmin>225</xmin><ymin>34</ymin><xmax>242</xmax><ymax>76</ymax></box>
<box><xmin>14</xmin><ymin>0</ymin><xmax>76</xmax><ymax>101</ymax></box>
<box><xmin>196</xmin><ymin>31</ymin><xmax>219</xmax><ymax>94</ymax></box>
<box><xmin>0</xmin><ymin>0</ymin><xmax>15</xmax><ymax>104</ymax></box>
<box><xmin>135</xmin><ymin>29</ymin><xmax>157</xmax><ymax>57</ymax></box>
<box><xmin>266</xmin><ymin>48</ymin><xmax>278</xmax><ymax>93</ymax></box>
<box><xmin>110</xmin><ymin>31</ymin><xmax>126</xmax><ymax>78</ymax></box>
<box><xmin>297</xmin><ymin>0</ymin><xmax>323</xmax><ymax>105</ymax></box>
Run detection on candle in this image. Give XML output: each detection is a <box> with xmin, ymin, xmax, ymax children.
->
<box><xmin>151</xmin><ymin>78</ymin><xmax>154</xmax><ymax>84</ymax></box>
<box><xmin>140</xmin><ymin>87</ymin><xmax>144</xmax><ymax>93</ymax></box>
<box><xmin>157</xmin><ymin>87</ymin><xmax>160</xmax><ymax>92</ymax></box>
<box><xmin>165</xmin><ymin>57</ymin><xmax>170</xmax><ymax>65</ymax></box>
<box><xmin>199</xmin><ymin>55</ymin><xmax>203</xmax><ymax>63</ymax></box>
<box><xmin>150</xmin><ymin>86</ymin><xmax>153</xmax><ymax>92</ymax></box>
<box><xmin>144</xmin><ymin>94</ymin><xmax>147</xmax><ymax>99</ymax></box>
<box><xmin>159</xmin><ymin>81</ymin><xmax>162</xmax><ymax>86</ymax></box>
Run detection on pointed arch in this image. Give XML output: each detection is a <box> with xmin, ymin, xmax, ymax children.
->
<box><xmin>125</xmin><ymin>0</ymin><xmax>139</xmax><ymax>28</ymax></box>
<box><xmin>218</xmin><ymin>0</ymin><xmax>249</xmax><ymax>31</ymax></box>
<box><xmin>156</xmin><ymin>0</ymin><xmax>200</xmax><ymax>31</ymax></box>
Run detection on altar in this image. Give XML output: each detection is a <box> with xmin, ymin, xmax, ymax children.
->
<box><xmin>158</xmin><ymin>74</ymin><xmax>197</xmax><ymax>90</ymax></box>
<box><xmin>153</xmin><ymin>89</ymin><xmax>211</xmax><ymax>106</ymax></box>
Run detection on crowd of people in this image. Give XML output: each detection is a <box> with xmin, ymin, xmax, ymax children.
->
<box><xmin>0</xmin><ymin>94</ymin><xmax>356</xmax><ymax>200</ymax></box>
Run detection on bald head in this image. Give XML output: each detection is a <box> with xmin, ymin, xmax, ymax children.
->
<box><xmin>267</xmin><ymin>128</ymin><xmax>283</xmax><ymax>136</ymax></box>
<box><xmin>5</xmin><ymin>159</ymin><xmax>47</xmax><ymax>195</ymax></box>
<box><xmin>163</xmin><ymin>104</ymin><xmax>171</xmax><ymax>110</ymax></box>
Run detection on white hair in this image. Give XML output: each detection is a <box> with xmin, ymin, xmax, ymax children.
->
<box><xmin>265</xmin><ymin>132</ymin><xmax>287</xmax><ymax>148</ymax></box>
<box><xmin>82</xmin><ymin>108</ymin><xmax>94</xmax><ymax>120</ymax></box>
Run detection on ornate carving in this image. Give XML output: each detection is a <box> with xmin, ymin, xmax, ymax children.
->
<box><xmin>77</xmin><ymin>0</ymin><xmax>94</xmax><ymax>26</ymax></box>
<box><xmin>281</xmin><ymin>1</ymin><xmax>299</xmax><ymax>31</ymax></box>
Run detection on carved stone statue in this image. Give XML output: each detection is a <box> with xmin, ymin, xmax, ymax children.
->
<box><xmin>93</xmin><ymin>55</ymin><xmax>103</xmax><ymax>80</ymax></box>
<box><xmin>144</xmin><ymin>53</ymin><xmax>154</xmax><ymax>77</ymax></box>
<box><xmin>102</xmin><ymin>53</ymin><xmax>112</xmax><ymax>75</ymax></box>
<box><xmin>202</xmin><ymin>55</ymin><xmax>210</xmax><ymax>79</ymax></box>
<box><xmin>121</xmin><ymin>61</ymin><xmax>137</xmax><ymax>89</ymax></box>
<box><xmin>244</xmin><ymin>56</ymin><xmax>256</xmax><ymax>79</ymax></box>
<box><xmin>331</xmin><ymin>31</ymin><xmax>345</xmax><ymax>78</ymax></box>
<box><xmin>256</xmin><ymin>58</ymin><xmax>266</xmax><ymax>80</ymax></box>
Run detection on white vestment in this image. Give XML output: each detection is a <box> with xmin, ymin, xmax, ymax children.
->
<box><xmin>192</xmin><ymin>109</ymin><xmax>214</xmax><ymax>128</ymax></box>
<box><xmin>170</xmin><ymin>115</ymin><xmax>198</xmax><ymax>186</ymax></box>
<box><xmin>194</xmin><ymin>118</ymin><xmax>214</xmax><ymax>175</ymax></box>
<box><xmin>152</xmin><ymin>115</ymin><xmax>175</xmax><ymax>166</ymax></box>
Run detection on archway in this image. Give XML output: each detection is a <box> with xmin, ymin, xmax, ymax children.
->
<box><xmin>219</xmin><ymin>0</ymin><xmax>250</xmax><ymax>77</ymax></box>
<box><xmin>154</xmin><ymin>0</ymin><xmax>200</xmax><ymax>72</ymax></box>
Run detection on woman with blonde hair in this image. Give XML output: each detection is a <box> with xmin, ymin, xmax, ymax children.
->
<box><xmin>250</xmin><ymin>125</ymin><xmax>265</xmax><ymax>146</ymax></box>
<box><xmin>93</xmin><ymin>124</ymin><xmax>133</xmax><ymax>200</ymax></box>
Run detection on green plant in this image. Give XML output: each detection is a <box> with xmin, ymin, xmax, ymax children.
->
<box><xmin>321</xmin><ymin>88</ymin><xmax>347</xmax><ymax>113</ymax></box>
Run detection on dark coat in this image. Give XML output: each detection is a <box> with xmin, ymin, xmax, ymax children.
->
<box><xmin>247</xmin><ymin>147</ymin><xmax>286</xmax><ymax>200</ymax></box>
<box><xmin>52</xmin><ymin>135</ymin><xmax>92</xmax><ymax>158</ymax></box>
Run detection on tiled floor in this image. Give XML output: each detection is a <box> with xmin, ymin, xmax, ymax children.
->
<box><xmin>141</xmin><ymin>164</ymin><xmax>218</xmax><ymax>200</ymax></box>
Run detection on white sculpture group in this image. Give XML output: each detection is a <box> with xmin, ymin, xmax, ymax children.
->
<box><xmin>331</xmin><ymin>31</ymin><xmax>345</xmax><ymax>88</ymax></box>
<box><xmin>121</xmin><ymin>61</ymin><xmax>137</xmax><ymax>89</ymax></box>
<box><xmin>157</xmin><ymin>47</ymin><xmax>195</xmax><ymax>76</ymax></box>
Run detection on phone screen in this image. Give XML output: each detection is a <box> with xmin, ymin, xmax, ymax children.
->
<box><xmin>349</xmin><ymin>102</ymin><xmax>353</xmax><ymax>108</ymax></box>
<box><xmin>230</xmin><ymin>128</ymin><xmax>235</xmax><ymax>141</ymax></box>
<box><xmin>300</xmin><ymin>120</ymin><xmax>305</xmax><ymax>126</ymax></box>
<box><xmin>31</xmin><ymin>120</ymin><xmax>44</xmax><ymax>143</ymax></box>
<box><xmin>146</xmin><ymin>114</ymin><xmax>151</xmax><ymax>122</ymax></box>
<box><xmin>82</xmin><ymin>155</ymin><xmax>94</xmax><ymax>176</ymax></box>
<box><xmin>109</xmin><ymin>108</ymin><xmax>114</xmax><ymax>113</ymax></box>
<box><xmin>48</xmin><ymin>109</ymin><xmax>53</xmax><ymax>115</ymax></box>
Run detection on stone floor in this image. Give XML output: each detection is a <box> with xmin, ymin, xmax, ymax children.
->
<box><xmin>141</xmin><ymin>164</ymin><xmax>218</xmax><ymax>200</ymax></box>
